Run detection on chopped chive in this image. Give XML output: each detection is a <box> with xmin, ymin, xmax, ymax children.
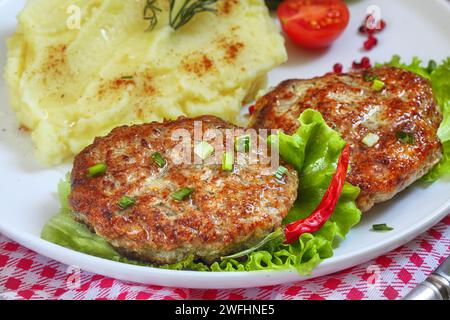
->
<box><xmin>222</xmin><ymin>152</ymin><xmax>234</xmax><ymax>171</ymax></box>
<box><xmin>372</xmin><ymin>223</ymin><xmax>393</xmax><ymax>231</ymax></box>
<box><xmin>372</xmin><ymin>79</ymin><xmax>385</xmax><ymax>91</ymax></box>
<box><xmin>396</xmin><ymin>131</ymin><xmax>415</xmax><ymax>144</ymax></box>
<box><xmin>363</xmin><ymin>72</ymin><xmax>378</xmax><ymax>82</ymax></box>
<box><xmin>118</xmin><ymin>196</ymin><xmax>136</xmax><ymax>210</ymax></box>
<box><xmin>362</xmin><ymin>133</ymin><xmax>380</xmax><ymax>147</ymax></box>
<box><xmin>151</xmin><ymin>152</ymin><xmax>166</xmax><ymax>168</ymax></box>
<box><xmin>87</xmin><ymin>163</ymin><xmax>107</xmax><ymax>177</ymax></box>
<box><xmin>275</xmin><ymin>166</ymin><xmax>288</xmax><ymax>180</ymax></box>
<box><xmin>121</xmin><ymin>75</ymin><xmax>133</xmax><ymax>80</ymax></box>
<box><xmin>172</xmin><ymin>187</ymin><xmax>195</xmax><ymax>201</ymax></box>
<box><xmin>426</xmin><ymin>60</ymin><xmax>437</xmax><ymax>74</ymax></box>
<box><xmin>235</xmin><ymin>135</ymin><xmax>250</xmax><ymax>152</ymax></box>
<box><xmin>194</xmin><ymin>141</ymin><xmax>214</xmax><ymax>160</ymax></box>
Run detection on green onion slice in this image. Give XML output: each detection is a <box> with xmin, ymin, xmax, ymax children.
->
<box><xmin>275</xmin><ymin>166</ymin><xmax>288</xmax><ymax>180</ymax></box>
<box><xmin>151</xmin><ymin>152</ymin><xmax>166</xmax><ymax>168</ymax></box>
<box><xmin>222</xmin><ymin>152</ymin><xmax>234</xmax><ymax>171</ymax></box>
<box><xmin>118</xmin><ymin>196</ymin><xmax>136</xmax><ymax>210</ymax></box>
<box><xmin>372</xmin><ymin>79</ymin><xmax>385</xmax><ymax>91</ymax></box>
<box><xmin>396</xmin><ymin>131</ymin><xmax>415</xmax><ymax>144</ymax></box>
<box><xmin>87</xmin><ymin>163</ymin><xmax>107</xmax><ymax>177</ymax></box>
<box><xmin>194</xmin><ymin>141</ymin><xmax>214</xmax><ymax>160</ymax></box>
<box><xmin>362</xmin><ymin>133</ymin><xmax>380</xmax><ymax>147</ymax></box>
<box><xmin>172</xmin><ymin>187</ymin><xmax>195</xmax><ymax>201</ymax></box>
<box><xmin>363</xmin><ymin>72</ymin><xmax>378</xmax><ymax>82</ymax></box>
<box><xmin>235</xmin><ymin>135</ymin><xmax>250</xmax><ymax>152</ymax></box>
<box><xmin>372</xmin><ymin>223</ymin><xmax>393</xmax><ymax>231</ymax></box>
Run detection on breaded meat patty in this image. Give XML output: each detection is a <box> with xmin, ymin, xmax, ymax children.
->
<box><xmin>249</xmin><ymin>67</ymin><xmax>442</xmax><ymax>212</ymax></box>
<box><xmin>69</xmin><ymin>116</ymin><xmax>298</xmax><ymax>265</ymax></box>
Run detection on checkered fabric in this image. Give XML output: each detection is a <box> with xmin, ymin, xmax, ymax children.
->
<box><xmin>1</xmin><ymin>215</ymin><xmax>449</xmax><ymax>300</ymax></box>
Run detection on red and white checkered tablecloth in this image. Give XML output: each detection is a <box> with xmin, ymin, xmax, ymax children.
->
<box><xmin>1</xmin><ymin>215</ymin><xmax>449</xmax><ymax>300</ymax></box>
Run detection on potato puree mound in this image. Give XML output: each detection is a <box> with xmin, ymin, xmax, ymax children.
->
<box><xmin>4</xmin><ymin>0</ymin><xmax>286</xmax><ymax>165</ymax></box>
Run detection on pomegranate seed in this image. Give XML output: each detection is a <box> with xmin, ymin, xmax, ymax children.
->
<box><xmin>363</xmin><ymin>40</ymin><xmax>371</xmax><ymax>50</ymax></box>
<box><xmin>249</xmin><ymin>105</ymin><xmax>255</xmax><ymax>115</ymax></box>
<box><xmin>353</xmin><ymin>57</ymin><xmax>371</xmax><ymax>70</ymax></box>
<box><xmin>364</xmin><ymin>39</ymin><xmax>374</xmax><ymax>50</ymax></box>
<box><xmin>363</xmin><ymin>34</ymin><xmax>378</xmax><ymax>51</ymax></box>
<box><xmin>361</xmin><ymin>56</ymin><xmax>371</xmax><ymax>67</ymax></box>
<box><xmin>359</xmin><ymin>14</ymin><xmax>385</xmax><ymax>51</ymax></box>
<box><xmin>333</xmin><ymin>63</ymin><xmax>343</xmax><ymax>74</ymax></box>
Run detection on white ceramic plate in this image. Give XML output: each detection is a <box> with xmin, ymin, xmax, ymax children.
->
<box><xmin>0</xmin><ymin>0</ymin><xmax>449</xmax><ymax>289</ymax></box>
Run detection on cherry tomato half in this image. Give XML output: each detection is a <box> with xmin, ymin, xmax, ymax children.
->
<box><xmin>277</xmin><ymin>0</ymin><xmax>350</xmax><ymax>50</ymax></box>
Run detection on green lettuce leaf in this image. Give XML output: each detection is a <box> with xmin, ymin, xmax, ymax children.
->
<box><xmin>380</xmin><ymin>56</ymin><xmax>450</xmax><ymax>182</ymax></box>
<box><xmin>378</xmin><ymin>55</ymin><xmax>432</xmax><ymax>79</ymax></box>
<box><xmin>42</xmin><ymin>109</ymin><xmax>361</xmax><ymax>274</ymax></box>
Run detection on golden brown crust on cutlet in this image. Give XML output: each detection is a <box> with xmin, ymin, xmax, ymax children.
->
<box><xmin>70</xmin><ymin>116</ymin><xmax>298</xmax><ymax>264</ymax></box>
<box><xmin>250</xmin><ymin>67</ymin><xmax>442</xmax><ymax>212</ymax></box>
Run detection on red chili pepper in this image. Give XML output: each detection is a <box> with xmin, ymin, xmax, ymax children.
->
<box><xmin>284</xmin><ymin>144</ymin><xmax>350</xmax><ymax>244</ymax></box>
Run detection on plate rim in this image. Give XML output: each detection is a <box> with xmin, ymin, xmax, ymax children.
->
<box><xmin>1</xmin><ymin>0</ymin><xmax>450</xmax><ymax>289</ymax></box>
<box><xmin>1</xmin><ymin>198</ymin><xmax>448</xmax><ymax>289</ymax></box>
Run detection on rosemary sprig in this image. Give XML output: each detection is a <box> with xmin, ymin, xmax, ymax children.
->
<box><xmin>143</xmin><ymin>0</ymin><xmax>219</xmax><ymax>31</ymax></box>
<box><xmin>169</xmin><ymin>0</ymin><xmax>219</xmax><ymax>30</ymax></box>
<box><xmin>143</xmin><ymin>0</ymin><xmax>162</xmax><ymax>31</ymax></box>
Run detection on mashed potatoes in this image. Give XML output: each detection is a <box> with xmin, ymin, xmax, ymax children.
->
<box><xmin>4</xmin><ymin>0</ymin><xmax>286</xmax><ymax>165</ymax></box>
